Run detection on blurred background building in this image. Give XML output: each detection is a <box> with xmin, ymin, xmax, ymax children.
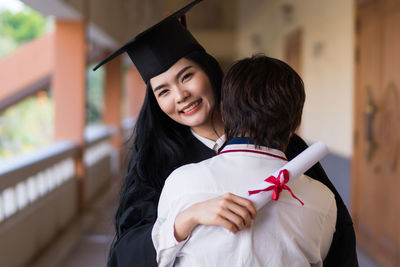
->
<box><xmin>0</xmin><ymin>0</ymin><xmax>398</xmax><ymax>266</ymax></box>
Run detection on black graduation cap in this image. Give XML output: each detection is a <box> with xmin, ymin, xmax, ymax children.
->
<box><xmin>93</xmin><ymin>0</ymin><xmax>205</xmax><ymax>83</ymax></box>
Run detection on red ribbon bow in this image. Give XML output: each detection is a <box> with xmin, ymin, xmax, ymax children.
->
<box><xmin>248</xmin><ymin>169</ymin><xmax>304</xmax><ymax>206</ymax></box>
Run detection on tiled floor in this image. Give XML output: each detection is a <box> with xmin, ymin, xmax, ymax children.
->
<box><xmin>58</xmin><ymin>182</ymin><xmax>119</xmax><ymax>267</ymax></box>
<box><xmin>37</xmin><ymin>154</ymin><xmax>380</xmax><ymax>266</ymax></box>
<box><xmin>32</xmin><ymin>178</ymin><xmax>120</xmax><ymax>267</ymax></box>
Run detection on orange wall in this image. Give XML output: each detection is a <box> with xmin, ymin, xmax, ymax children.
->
<box><xmin>0</xmin><ymin>34</ymin><xmax>54</xmax><ymax>102</ymax></box>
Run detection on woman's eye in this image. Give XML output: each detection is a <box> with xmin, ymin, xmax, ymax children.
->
<box><xmin>158</xmin><ymin>89</ymin><xmax>169</xmax><ymax>97</ymax></box>
<box><xmin>182</xmin><ymin>73</ymin><xmax>193</xmax><ymax>82</ymax></box>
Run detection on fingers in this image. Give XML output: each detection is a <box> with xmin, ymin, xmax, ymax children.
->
<box><xmin>218</xmin><ymin>207</ymin><xmax>246</xmax><ymax>232</ymax></box>
<box><xmin>214</xmin><ymin>215</ymin><xmax>239</xmax><ymax>234</ymax></box>
<box><xmin>224</xmin><ymin>193</ymin><xmax>257</xmax><ymax>220</ymax></box>
<box><xmin>224</xmin><ymin>201</ymin><xmax>253</xmax><ymax>228</ymax></box>
<box><xmin>190</xmin><ymin>193</ymin><xmax>257</xmax><ymax>234</ymax></box>
<box><xmin>216</xmin><ymin>193</ymin><xmax>257</xmax><ymax>233</ymax></box>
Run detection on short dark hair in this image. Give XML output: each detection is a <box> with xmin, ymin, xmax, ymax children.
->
<box><xmin>221</xmin><ymin>55</ymin><xmax>305</xmax><ymax>150</ymax></box>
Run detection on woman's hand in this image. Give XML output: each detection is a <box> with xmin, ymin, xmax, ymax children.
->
<box><xmin>174</xmin><ymin>193</ymin><xmax>257</xmax><ymax>242</ymax></box>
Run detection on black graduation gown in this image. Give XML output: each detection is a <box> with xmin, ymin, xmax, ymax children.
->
<box><xmin>108</xmin><ymin>133</ymin><xmax>216</xmax><ymax>267</ymax></box>
<box><xmin>286</xmin><ymin>135</ymin><xmax>358</xmax><ymax>267</ymax></box>
<box><xmin>108</xmin><ymin>134</ymin><xmax>358</xmax><ymax>267</ymax></box>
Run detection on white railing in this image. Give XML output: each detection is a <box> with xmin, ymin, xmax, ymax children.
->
<box><xmin>0</xmin><ymin>158</ymin><xmax>75</xmax><ymax>222</ymax></box>
<box><xmin>0</xmin><ymin>141</ymin><xmax>77</xmax><ymax>223</ymax></box>
<box><xmin>0</xmin><ymin>124</ymin><xmax>117</xmax><ymax>267</ymax></box>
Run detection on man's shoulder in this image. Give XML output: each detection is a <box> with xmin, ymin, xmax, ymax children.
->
<box><xmin>169</xmin><ymin>157</ymin><xmax>214</xmax><ymax>179</ymax></box>
<box><xmin>291</xmin><ymin>175</ymin><xmax>336</xmax><ymax>215</ymax></box>
<box><xmin>164</xmin><ymin>157</ymin><xmax>216</xmax><ymax>192</ymax></box>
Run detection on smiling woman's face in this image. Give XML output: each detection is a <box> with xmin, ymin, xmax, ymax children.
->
<box><xmin>150</xmin><ymin>57</ymin><xmax>216</xmax><ymax>132</ymax></box>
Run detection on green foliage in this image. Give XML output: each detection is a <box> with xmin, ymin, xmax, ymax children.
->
<box><xmin>0</xmin><ymin>35</ymin><xmax>17</xmax><ymax>58</ymax></box>
<box><xmin>0</xmin><ymin>5</ymin><xmax>51</xmax><ymax>58</ymax></box>
<box><xmin>86</xmin><ymin>64</ymin><xmax>105</xmax><ymax>125</ymax></box>
<box><xmin>0</xmin><ymin>6</ymin><xmax>47</xmax><ymax>44</ymax></box>
<box><xmin>0</xmin><ymin>3</ymin><xmax>55</xmax><ymax>158</ymax></box>
<box><xmin>0</xmin><ymin>93</ymin><xmax>54</xmax><ymax>158</ymax></box>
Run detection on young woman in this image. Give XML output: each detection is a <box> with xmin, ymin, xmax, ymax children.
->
<box><xmin>110</xmin><ymin>50</ymin><xmax>258</xmax><ymax>267</ymax></box>
<box><xmin>94</xmin><ymin>1</ymin><xmax>357</xmax><ymax>266</ymax></box>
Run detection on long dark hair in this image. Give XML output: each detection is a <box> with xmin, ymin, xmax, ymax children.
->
<box><xmin>114</xmin><ymin>50</ymin><xmax>223</xmax><ymax>237</ymax></box>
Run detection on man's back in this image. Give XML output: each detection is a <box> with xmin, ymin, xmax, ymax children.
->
<box><xmin>154</xmin><ymin>143</ymin><xmax>337</xmax><ymax>267</ymax></box>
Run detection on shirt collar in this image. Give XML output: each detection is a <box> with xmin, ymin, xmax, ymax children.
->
<box><xmin>190</xmin><ymin>129</ymin><xmax>226</xmax><ymax>153</ymax></box>
<box><xmin>220</xmin><ymin>137</ymin><xmax>287</xmax><ymax>161</ymax></box>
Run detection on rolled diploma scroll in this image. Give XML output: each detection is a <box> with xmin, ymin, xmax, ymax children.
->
<box><xmin>239</xmin><ymin>141</ymin><xmax>329</xmax><ymax>210</ymax></box>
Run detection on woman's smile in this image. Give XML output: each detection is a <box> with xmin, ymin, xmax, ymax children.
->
<box><xmin>180</xmin><ymin>99</ymin><xmax>203</xmax><ymax>116</ymax></box>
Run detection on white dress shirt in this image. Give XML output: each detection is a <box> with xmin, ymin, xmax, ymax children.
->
<box><xmin>152</xmin><ymin>142</ymin><xmax>337</xmax><ymax>267</ymax></box>
<box><xmin>190</xmin><ymin>129</ymin><xmax>226</xmax><ymax>152</ymax></box>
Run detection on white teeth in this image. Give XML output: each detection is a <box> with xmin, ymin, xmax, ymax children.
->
<box><xmin>183</xmin><ymin>101</ymin><xmax>200</xmax><ymax>113</ymax></box>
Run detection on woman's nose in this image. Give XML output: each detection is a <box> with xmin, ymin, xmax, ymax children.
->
<box><xmin>176</xmin><ymin>87</ymin><xmax>190</xmax><ymax>103</ymax></box>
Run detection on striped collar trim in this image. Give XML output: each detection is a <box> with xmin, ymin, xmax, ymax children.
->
<box><xmin>218</xmin><ymin>144</ymin><xmax>287</xmax><ymax>161</ymax></box>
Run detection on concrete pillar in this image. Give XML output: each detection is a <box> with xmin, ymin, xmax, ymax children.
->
<box><xmin>53</xmin><ymin>19</ymin><xmax>86</xmax><ymax>209</ymax></box>
<box><xmin>53</xmin><ymin>20</ymin><xmax>86</xmax><ymax>143</ymax></box>
<box><xmin>125</xmin><ymin>67</ymin><xmax>146</xmax><ymax>119</ymax></box>
<box><xmin>104</xmin><ymin>56</ymin><xmax>122</xmax><ymax>150</ymax></box>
